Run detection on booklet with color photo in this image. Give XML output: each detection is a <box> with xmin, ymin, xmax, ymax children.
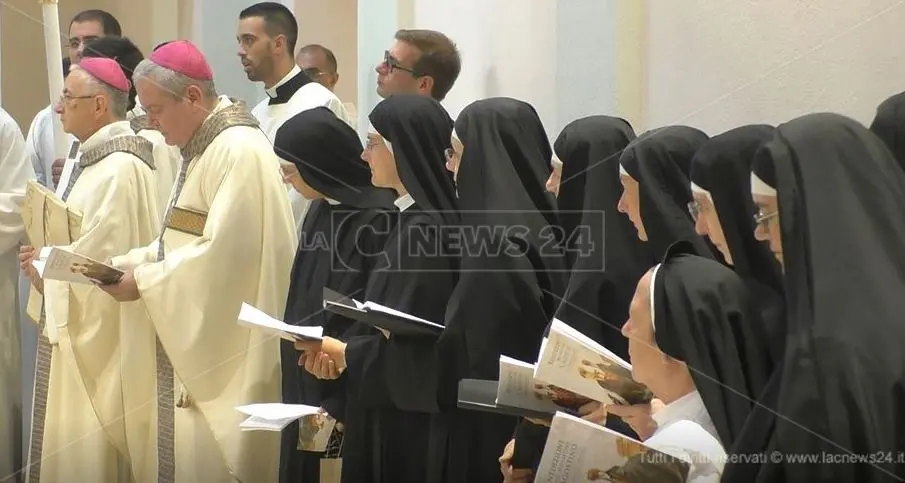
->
<box><xmin>496</xmin><ymin>355</ymin><xmax>592</xmax><ymax>415</ymax></box>
<box><xmin>533</xmin><ymin>319</ymin><xmax>652</xmax><ymax>406</ymax></box>
<box><xmin>33</xmin><ymin>246</ymin><xmax>124</xmax><ymax>285</ymax></box>
<box><xmin>535</xmin><ymin>412</ymin><xmax>690</xmax><ymax>483</ymax></box>
<box><xmin>297</xmin><ymin>412</ymin><xmax>338</xmax><ymax>453</ymax></box>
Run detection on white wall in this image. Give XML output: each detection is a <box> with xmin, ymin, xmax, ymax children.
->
<box><xmin>410</xmin><ymin>0</ymin><xmax>643</xmax><ymax>140</ymax></box>
<box><xmin>413</xmin><ymin>0</ymin><xmax>558</xmax><ymax>137</ymax></box>
<box><xmin>645</xmin><ymin>0</ymin><xmax>905</xmax><ymax>134</ymax></box>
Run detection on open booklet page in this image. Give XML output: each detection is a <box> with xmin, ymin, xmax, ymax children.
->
<box><xmin>33</xmin><ymin>246</ymin><xmax>124</xmax><ymax>285</ymax></box>
<box><xmin>322</xmin><ymin>287</ymin><xmax>444</xmax><ymax>336</ymax></box>
<box><xmin>237</xmin><ymin>303</ymin><xmax>324</xmax><ymax>342</ymax></box>
<box><xmin>536</xmin><ymin>412</ymin><xmax>691</xmax><ymax>483</ymax></box>
<box><xmin>534</xmin><ymin>319</ymin><xmax>652</xmax><ymax>406</ymax></box>
<box><xmin>497</xmin><ymin>355</ymin><xmax>592</xmax><ymax>415</ymax></box>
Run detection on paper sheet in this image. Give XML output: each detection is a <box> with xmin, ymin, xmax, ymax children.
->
<box><xmin>237</xmin><ymin>303</ymin><xmax>324</xmax><ymax>341</ymax></box>
<box><xmin>235</xmin><ymin>403</ymin><xmax>322</xmax><ymax>431</ymax></box>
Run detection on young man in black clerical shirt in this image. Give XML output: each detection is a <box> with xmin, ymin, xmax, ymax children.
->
<box><xmin>375</xmin><ymin>29</ymin><xmax>462</xmax><ymax>101</ymax></box>
<box><xmin>238</xmin><ymin>2</ymin><xmax>351</xmax><ymax>234</ymax></box>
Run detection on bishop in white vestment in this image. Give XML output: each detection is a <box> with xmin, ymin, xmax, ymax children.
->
<box><xmin>103</xmin><ymin>41</ymin><xmax>297</xmax><ymax>483</ymax></box>
<box><xmin>0</xmin><ymin>106</ymin><xmax>33</xmax><ymax>480</ymax></box>
<box><xmin>22</xmin><ymin>59</ymin><xmax>161</xmax><ymax>483</ymax></box>
<box><xmin>129</xmin><ymin>106</ymin><xmax>181</xmax><ymax>216</ymax></box>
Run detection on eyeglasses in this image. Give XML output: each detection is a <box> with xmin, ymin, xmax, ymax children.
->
<box><xmin>687</xmin><ymin>200</ymin><xmax>702</xmax><ymax>222</ymax></box>
<box><xmin>58</xmin><ymin>93</ymin><xmax>96</xmax><ymax>105</ymax></box>
<box><xmin>382</xmin><ymin>50</ymin><xmax>419</xmax><ymax>76</ymax></box>
<box><xmin>753</xmin><ymin>209</ymin><xmax>779</xmax><ymax>228</ymax></box>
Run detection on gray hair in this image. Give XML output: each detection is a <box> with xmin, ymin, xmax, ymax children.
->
<box><xmin>72</xmin><ymin>65</ymin><xmax>129</xmax><ymax>118</ymax></box>
<box><xmin>133</xmin><ymin>58</ymin><xmax>217</xmax><ymax>100</ymax></box>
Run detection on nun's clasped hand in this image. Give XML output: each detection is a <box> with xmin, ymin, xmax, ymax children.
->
<box><xmin>295</xmin><ymin>337</ymin><xmax>347</xmax><ymax>379</ymax></box>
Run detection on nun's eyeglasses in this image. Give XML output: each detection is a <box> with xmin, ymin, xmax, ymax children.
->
<box><xmin>444</xmin><ymin>147</ymin><xmax>456</xmax><ymax>161</ymax></box>
<box><xmin>382</xmin><ymin>51</ymin><xmax>419</xmax><ymax>76</ymax></box>
<box><xmin>687</xmin><ymin>201</ymin><xmax>702</xmax><ymax>222</ymax></box>
<box><xmin>753</xmin><ymin>209</ymin><xmax>779</xmax><ymax>228</ymax></box>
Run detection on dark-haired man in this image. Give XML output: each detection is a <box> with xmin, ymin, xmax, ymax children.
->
<box><xmin>68</xmin><ymin>9</ymin><xmax>122</xmax><ymax>64</ymax></box>
<box><xmin>237</xmin><ymin>2</ymin><xmax>350</xmax><ymax>235</ymax></box>
<box><xmin>376</xmin><ymin>29</ymin><xmax>461</xmax><ymax>101</ymax></box>
<box><xmin>26</xmin><ymin>9</ymin><xmax>122</xmax><ymax>190</ymax></box>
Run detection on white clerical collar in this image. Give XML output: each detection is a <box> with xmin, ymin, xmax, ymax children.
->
<box><xmin>690</xmin><ymin>181</ymin><xmax>713</xmax><ymax>201</ymax></box>
<box><xmin>266</xmin><ymin>65</ymin><xmax>302</xmax><ymax>99</ymax></box>
<box><xmin>652</xmin><ymin>390</ymin><xmax>715</xmax><ymax>437</ymax></box>
<box><xmin>79</xmin><ymin>120</ymin><xmax>133</xmax><ymax>152</ymax></box>
<box><xmin>204</xmin><ymin>96</ymin><xmax>232</xmax><ymax>123</ymax></box>
<box><xmin>394</xmin><ymin>193</ymin><xmax>415</xmax><ymax>212</ymax></box>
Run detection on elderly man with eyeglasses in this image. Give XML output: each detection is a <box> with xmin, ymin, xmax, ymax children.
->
<box><xmin>19</xmin><ymin>57</ymin><xmax>160</xmax><ymax>483</ymax></box>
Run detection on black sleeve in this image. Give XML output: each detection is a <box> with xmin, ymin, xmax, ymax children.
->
<box><xmin>512</xmin><ymin>419</ymin><xmax>549</xmax><ymax>470</ymax></box>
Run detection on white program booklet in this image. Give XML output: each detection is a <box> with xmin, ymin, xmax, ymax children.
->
<box><xmin>496</xmin><ymin>355</ymin><xmax>592</xmax><ymax>415</ymax></box>
<box><xmin>536</xmin><ymin>412</ymin><xmax>691</xmax><ymax>483</ymax></box>
<box><xmin>534</xmin><ymin>319</ymin><xmax>652</xmax><ymax>406</ymax></box>
<box><xmin>33</xmin><ymin>246</ymin><xmax>124</xmax><ymax>285</ymax></box>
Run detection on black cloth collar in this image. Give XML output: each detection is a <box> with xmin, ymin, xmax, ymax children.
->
<box><xmin>268</xmin><ymin>69</ymin><xmax>312</xmax><ymax>105</ymax></box>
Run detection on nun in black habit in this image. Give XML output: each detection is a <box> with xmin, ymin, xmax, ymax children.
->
<box><xmin>688</xmin><ymin>125</ymin><xmax>785</xmax><ymax>366</ymax></box>
<box><xmin>649</xmin><ymin>242</ymin><xmax>772</xmax><ymax>448</ymax></box>
<box><xmin>553</xmin><ymin>117</ymin><xmax>647</xmax><ymax>357</ymax></box>
<box><xmin>617</xmin><ymin>126</ymin><xmax>718</xmax><ymax>260</ymax></box>
<box><xmin>626</xmin><ymin>242</ymin><xmax>772</xmax><ymax>480</ymax></box>
<box><xmin>739</xmin><ymin>113</ymin><xmax>905</xmax><ymax>482</ymax></box>
<box><xmin>296</xmin><ymin>94</ymin><xmax>460</xmax><ymax>483</ymax></box>
<box><xmin>505</xmin><ymin>121</ymin><xmax>651</xmax><ymax>479</ymax></box>
<box><xmin>273</xmin><ymin>107</ymin><xmax>396</xmax><ymax>483</ymax></box>
<box><xmin>869</xmin><ymin>91</ymin><xmax>905</xmax><ymax>173</ymax></box>
<box><xmin>432</xmin><ymin>97</ymin><xmax>567</xmax><ymax>482</ymax></box>
<box><xmin>553</xmin><ymin>115</ymin><xmax>637</xmax><ymax>268</ymax></box>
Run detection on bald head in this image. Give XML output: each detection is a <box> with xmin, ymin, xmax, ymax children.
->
<box><xmin>296</xmin><ymin>44</ymin><xmax>338</xmax><ymax>91</ymax></box>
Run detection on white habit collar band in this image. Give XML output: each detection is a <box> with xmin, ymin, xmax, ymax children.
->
<box><xmin>750</xmin><ymin>172</ymin><xmax>777</xmax><ymax>196</ymax></box>
<box><xmin>649</xmin><ymin>263</ymin><xmax>661</xmax><ymax>332</ymax></box>
<box><xmin>394</xmin><ymin>193</ymin><xmax>415</xmax><ymax>212</ymax></box>
<box><xmin>690</xmin><ymin>181</ymin><xmax>713</xmax><ymax>201</ymax></box>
